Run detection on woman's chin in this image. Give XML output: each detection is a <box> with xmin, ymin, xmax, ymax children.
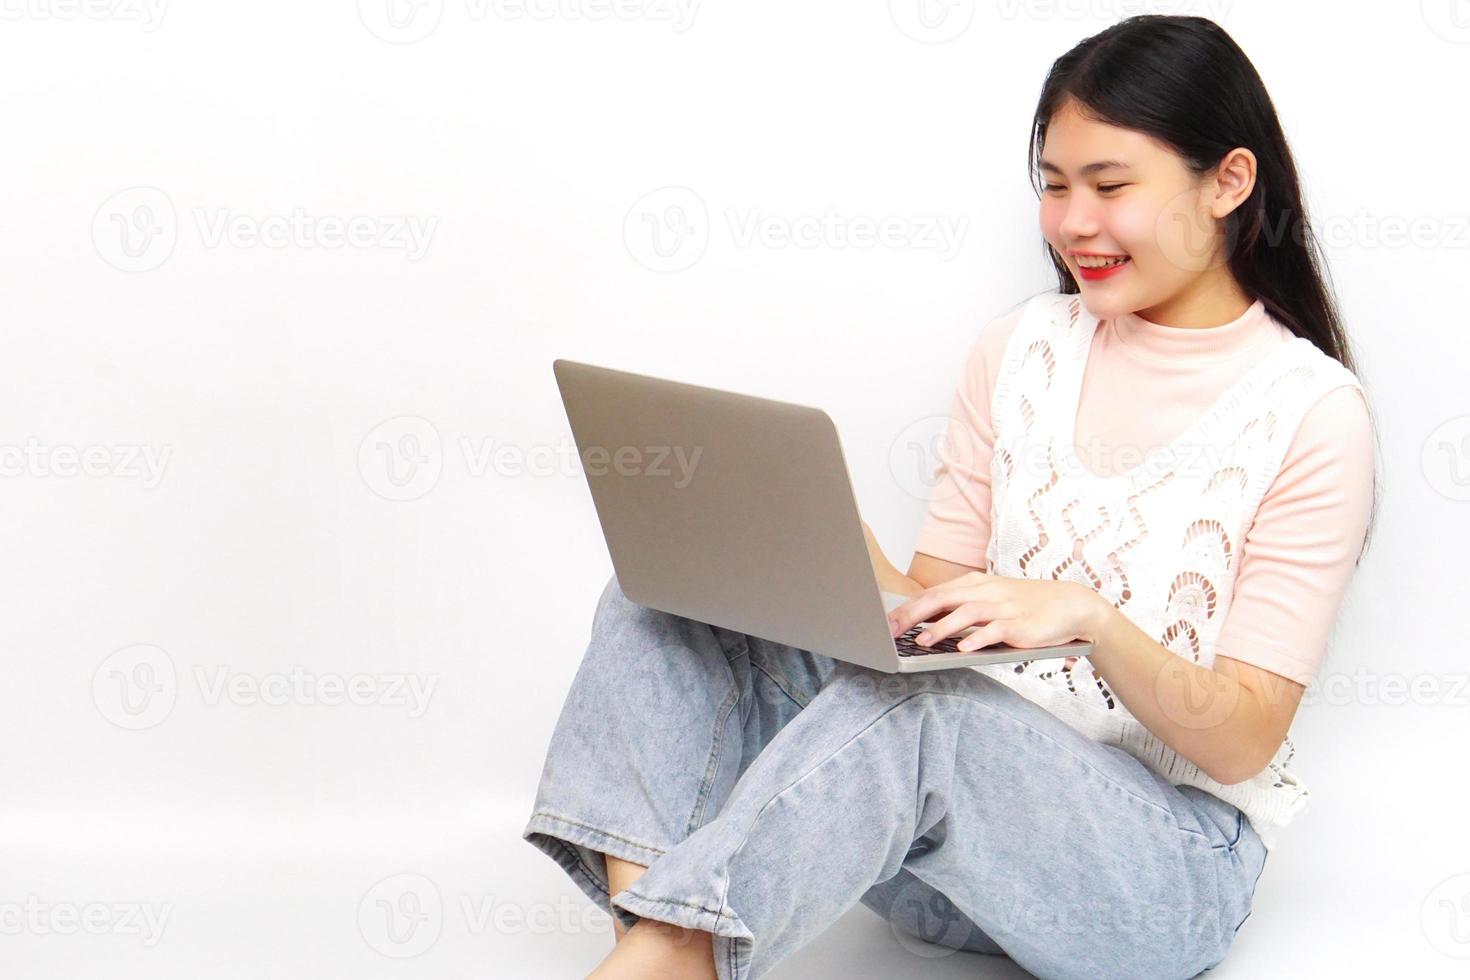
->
<box><xmin>1073</xmin><ymin>289</ymin><xmax>1133</xmax><ymax>320</ymax></box>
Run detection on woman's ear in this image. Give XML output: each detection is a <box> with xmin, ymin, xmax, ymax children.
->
<box><xmin>1209</xmin><ymin>147</ymin><xmax>1257</xmax><ymax>219</ymax></box>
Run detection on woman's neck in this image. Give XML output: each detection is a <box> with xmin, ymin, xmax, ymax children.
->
<box><xmin>1134</xmin><ymin>272</ymin><xmax>1255</xmax><ymax>329</ymax></box>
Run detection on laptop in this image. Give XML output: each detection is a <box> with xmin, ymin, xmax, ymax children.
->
<box><xmin>553</xmin><ymin>358</ymin><xmax>1092</xmax><ymax>673</ymax></box>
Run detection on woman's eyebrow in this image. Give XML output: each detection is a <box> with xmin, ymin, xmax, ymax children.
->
<box><xmin>1039</xmin><ymin>159</ymin><xmax>1134</xmax><ymax>175</ymax></box>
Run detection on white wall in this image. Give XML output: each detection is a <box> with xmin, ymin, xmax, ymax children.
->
<box><xmin>1</xmin><ymin>2</ymin><xmax>1466</xmax><ymax>976</ymax></box>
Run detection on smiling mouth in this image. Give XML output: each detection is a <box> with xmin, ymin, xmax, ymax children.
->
<box><xmin>1074</xmin><ymin>255</ymin><xmax>1130</xmax><ymax>269</ymax></box>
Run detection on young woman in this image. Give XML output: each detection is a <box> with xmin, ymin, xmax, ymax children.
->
<box><xmin>522</xmin><ymin>15</ymin><xmax>1378</xmax><ymax>980</ymax></box>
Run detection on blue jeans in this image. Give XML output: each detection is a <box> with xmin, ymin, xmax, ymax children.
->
<box><xmin>522</xmin><ymin>573</ymin><xmax>1267</xmax><ymax>980</ymax></box>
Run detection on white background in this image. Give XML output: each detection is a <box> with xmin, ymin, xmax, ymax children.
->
<box><xmin>2</xmin><ymin>1</ymin><xmax>1467</xmax><ymax>977</ymax></box>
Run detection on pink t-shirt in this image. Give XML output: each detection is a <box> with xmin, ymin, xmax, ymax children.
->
<box><xmin>913</xmin><ymin>296</ymin><xmax>1375</xmax><ymax>686</ymax></box>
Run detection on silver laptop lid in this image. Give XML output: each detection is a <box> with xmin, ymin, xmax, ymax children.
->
<box><xmin>553</xmin><ymin>358</ymin><xmax>896</xmax><ymax>668</ymax></box>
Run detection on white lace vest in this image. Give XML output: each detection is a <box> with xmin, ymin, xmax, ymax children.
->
<box><xmin>973</xmin><ymin>290</ymin><xmax>1364</xmax><ymax>852</ymax></box>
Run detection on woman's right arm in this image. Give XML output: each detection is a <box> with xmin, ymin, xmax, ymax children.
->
<box><xmin>862</xmin><ymin>519</ymin><xmax>980</xmax><ymax>596</ymax></box>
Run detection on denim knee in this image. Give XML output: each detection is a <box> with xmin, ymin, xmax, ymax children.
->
<box><xmin>820</xmin><ymin>660</ymin><xmax>1004</xmax><ymax>708</ymax></box>
<box><xmin>594</xmin><ymin>571</ymin><xmax>637</xmax><ymax>624</ymax></box>
<box><xmin>860</xmin><ymin>869</ymin><xmax>1008</xmax><ymax>958</ymax></box>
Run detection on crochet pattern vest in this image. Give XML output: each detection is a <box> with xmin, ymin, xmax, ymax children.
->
<box><xmin>975</xmin><ymin>290</ymin><xmax>1364</xmax><ymax>852</ymax></box>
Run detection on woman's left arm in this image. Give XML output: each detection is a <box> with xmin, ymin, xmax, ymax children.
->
<box><xmin>890</xmin><ymin>385</ymin><xmax>1376</xmax><ymax>786</ymax></box>
<box><xmin>886</xmin><ymin>573</ymin><xmax>1296</xmax><ymax>785</ymax></box>
<box><xmin>1083</xmin><ymin>602</ymin><xmax>1305</xmax><ymax>785</ymax></box>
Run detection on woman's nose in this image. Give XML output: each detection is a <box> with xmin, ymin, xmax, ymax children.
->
<box><xmin>1057</xmin><ymin>196</ymin><xmax>1100</xmax><ymax>241</ymax></box>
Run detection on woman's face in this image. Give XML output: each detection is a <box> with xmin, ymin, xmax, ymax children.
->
<box><xmin>1038</xmin><ymin>99</ymin><xmax>1229</xmax><ymax>321</ymax></box>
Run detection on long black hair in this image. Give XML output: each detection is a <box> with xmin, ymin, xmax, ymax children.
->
<box><xmin>1029</xmin><ymin>14</ymin><xmax>1379</xmax><ymax>562</ymax></box>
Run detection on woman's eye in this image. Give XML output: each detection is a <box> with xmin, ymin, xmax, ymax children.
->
<box><xmin>1043</xmin><ymin>183</ymin><xmax>1065</xmax><ymax>192</ymax></box>
<box><xmin>1098</xmin><ymin>184</ymin><xmax>1126</xmax><ymax>193</ymax></box>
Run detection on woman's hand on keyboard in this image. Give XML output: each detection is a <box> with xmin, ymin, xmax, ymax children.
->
<box><xmin>885</xmin><ymin>571</ymin><xmax>1106</xmax><ymax>660</ymax></box>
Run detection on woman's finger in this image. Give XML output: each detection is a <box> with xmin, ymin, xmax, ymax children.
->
<box><xmin>911</xmin><ymin>602</ymin><xmax>988</xmax><ymax>645</ymax></box>
<box><xmin>955</xmin><ymin>619</ymin><xmax>1008</xmax><ymax>652</ymax></box>
<box><xmin>889</xmin><ymin>590</ymin><xmax>968</xmax><ymax>635</ymax></box>
<box><xmin>890</xmin><ymin>583</ymin><xmax>998</xmax><ymax>633</ymax></box>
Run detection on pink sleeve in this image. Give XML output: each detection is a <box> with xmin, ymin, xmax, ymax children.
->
<box><xmin>911</xmin><ymin>305</ymin><xmax>1025</xmax><ymax>569</ymax></box>
<box><xmin>1212</xmin><ymin>384</ymin><xmax>1376</xmax><ymax>686</ymax></box>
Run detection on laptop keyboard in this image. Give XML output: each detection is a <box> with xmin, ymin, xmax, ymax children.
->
<box><xmin>894</xmin><ymin>624</ymin><xmax>966</xmax><ymax>656</ymax></box>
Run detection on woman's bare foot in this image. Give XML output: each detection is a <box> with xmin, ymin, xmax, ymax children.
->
<box><xmin>586</xmin><ymin>917</ymin><xmax>717</xmax><ymax>980</ymax></box>
<box><xmin>605</xmin><ymin>855</ymin><xmax>647</xmax><ymax>943</ymax></box>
